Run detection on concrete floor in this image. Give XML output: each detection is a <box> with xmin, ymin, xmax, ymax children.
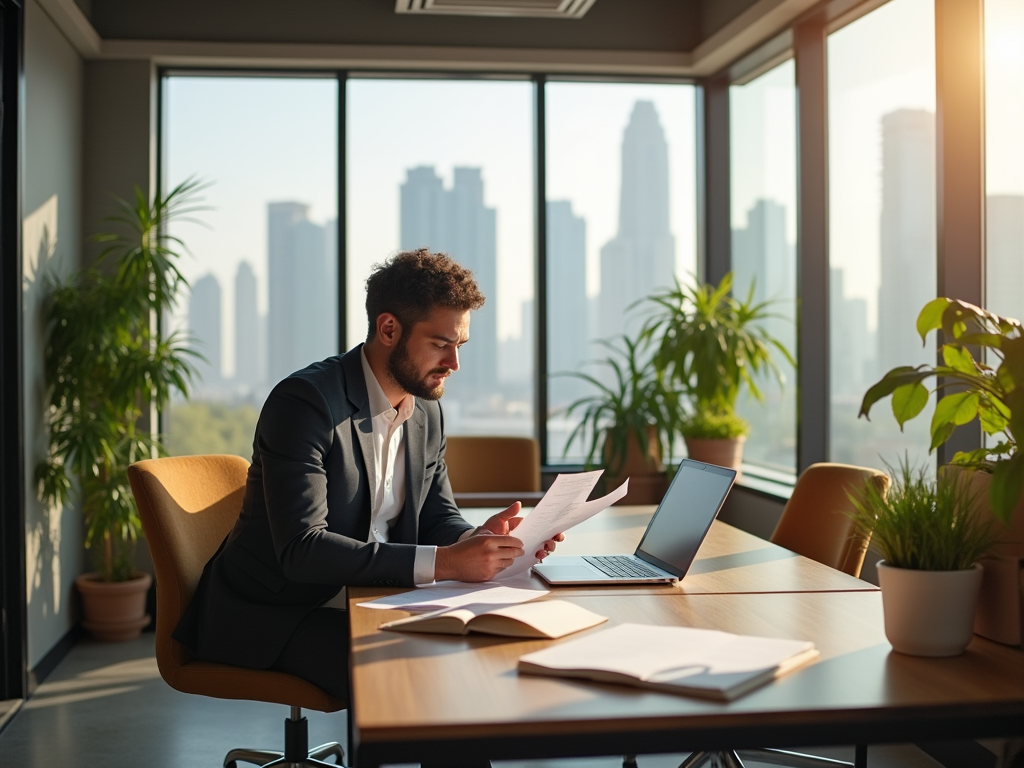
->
<box><xmin>0</xmin><ymin>634</ymin><xmax>951</xmax><ymax>768</ymax></box>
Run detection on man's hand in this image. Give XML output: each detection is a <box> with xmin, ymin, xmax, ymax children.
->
<box><xmin>474</xmin><ymin>502</ymin><xmax>565</xmax><ymax>561</ymax></box>
<box><xmin>478</xmin><ymin>502</ymin><xmax>522</xmax><ymax>535</ymax></box>
<box><xmin>435</xmin><ymin>533</ymin><xmax>525</xmax><ymax>582</ymax></box>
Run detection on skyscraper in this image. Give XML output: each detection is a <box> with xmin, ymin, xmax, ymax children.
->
<box><xmin>877</xmin><ymin>109</ymin><xmax>936</xmax><ymax>373</ymax></box>
<box><xmin>234</xmin><ymin>260</ymin><xmax>264</xmax><ymax>391</ymax></box>
<box><xmin>830</xmin><ymin>266</ymin><xmax>872</xmax><ymax>398</ymax></box>
<box><xmin>399</xmin><ymin>166</ymin><xmax>498</xmax><ymax>402</ymax></box>
<box><xmin>546</xmin><ymin>199</ymin><xmax>588</xmax><ymax>407</ymax></box>
<box><xmin>731</xmin><ymin>198</ymin><xmax>794</xmax><ymax>349</ymax></box>
<box><xmin>266</xmin><ymin>202</ymin><xmax>335</xmax><ymax>385</ymax></box>
<box><xmin>986</xmin><ymin>195</ymin><xmax>1024</xmax><ymax>320</ymax></box>
<box><xmin>189</xmin><ymin>273</ymin><xmax>222</xmax><ymax>386</ymax></box>
<box><xmin>599</xmin><ymin>100</ymin><xmax>676</xmax><ymax>340</ymax></box>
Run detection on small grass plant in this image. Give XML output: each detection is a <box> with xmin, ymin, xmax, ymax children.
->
<box><xmin>847</xmin><ymin>457</ymin><xmax>995</xmax><ymax>571</ymax></box>
<box><xmin>678</xmin><ymin>410</ymin><xmax>749</xmax><ymax>440</ymax></box>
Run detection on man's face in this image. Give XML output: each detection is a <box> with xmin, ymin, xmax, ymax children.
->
<box><xmin>386</xmin><ymin>307</ymin><xmax>471</xmax><ymax>401</ymax></box>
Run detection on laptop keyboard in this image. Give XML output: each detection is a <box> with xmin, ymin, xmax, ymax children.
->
<box><xmin>583</xmin><ymin>555</ymin><xmax>665</xmax><ymax>579</ymax></box>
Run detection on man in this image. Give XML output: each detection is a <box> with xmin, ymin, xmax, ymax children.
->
<box><xmin>175</xmin><ymin>248</ymin><xmax>561</xmax><ymax>701</ymax></box>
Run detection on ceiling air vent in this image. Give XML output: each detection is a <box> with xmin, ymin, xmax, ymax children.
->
<box><xmin>395</xmin><ymin>0</ymin><xmax>597</xmax><ymax>19</ymax></box>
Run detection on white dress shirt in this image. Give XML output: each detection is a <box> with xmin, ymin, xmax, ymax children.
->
<box><xmin>359</xmin><ymin>349</ymin><xmax>437</xmax><ymax>585</ymax></box>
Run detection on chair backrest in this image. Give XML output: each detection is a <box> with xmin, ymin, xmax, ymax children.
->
<box><xmin>770</xmin><ymin>462</ymin><xmax>890</xmax><ymax>578</ymax></box>
<box><xmin>128</xmin><ymin>454</ymin><xmax>250</xmax><ymax>679</ymax></box>
<box><xmin>444</xmin><ymin>436</ymin><xmax>541</xmax><ymax>493</ymax></box>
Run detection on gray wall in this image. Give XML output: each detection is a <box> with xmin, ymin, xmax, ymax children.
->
<box><xmin>22</xmin><ymin>7</ymin><xmax>155</xmax><ymax>671</ymax></box>
<box><xmin>22</xmin><ymin>0</ymin><xmax>86</xmax><ymax>669</ymax></box>
<box><xmin>82</xmin><ymin>59</ymin><xmax>155</xmax><ymax>257</ymax></box>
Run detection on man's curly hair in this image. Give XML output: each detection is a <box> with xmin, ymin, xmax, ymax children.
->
<box><xmin>365</xmin><ymin>248</ymin><xmax>486</xmax><ymax>341</ymax></box>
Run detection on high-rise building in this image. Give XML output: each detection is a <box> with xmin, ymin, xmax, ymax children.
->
<box><xmin>599</xmin><ymin>100</ymin><xmax>676</xmax><ymax>340</ymax></box>
<box><xmin>399</xmin><ymin>166</ymin><xmax>498</xmax><ymax>403</ymax></box>
<box><xmin>830</xmin><ymin>266</ymin><xmax>872</xmax><ymax>398</ymax></box>
<box><xmin>877</xmin><ymin>109</ymin><xmax>936</xmax><ymax>373</ymax></box>
<box><xmin>546</xmin><ymin>200</ymin><xmax>588</xmax><ymax>408</ymax></box>
<box><xmin>266</xmin><ymin>202</ymin><xmax>335</xmax><ymax>385</ymax></box>
<box><xmin>189</xmin><ymin>273</ymin><xmax>222</xmax><ymax>386</ymax></box>
<box><xmin>234</xmin><ymin>260</ymin><xmax>264</xmax><ymax>391</ymax></box>
<box><xmin>731</xmin><ymin>198</ymin><xmax>794</xmax><ymax>348</ymax></box>
<box><xmin>986</xmin><ymin>195</ymin><xmax>1024</xmax><ymax>321</ymax></box>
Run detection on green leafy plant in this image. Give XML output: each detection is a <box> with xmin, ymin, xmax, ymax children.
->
<box><xmin>561</xmin><ymin>334</ymin><xmax>678</xmax><ymax>474</ymax></box>
<box><xmin>859</xmin><ymin>298</ymin><xmax>1024</xmax><ymax>524</ymax></box>
<box><xmin>847</xmin><ymin>457</ymin><xmax>994</xmax><ymax>571</ymax></box>
<box><xmin>35</xmin><ymin>178</ymin><xmax>206</xmax><ymax>582</ymax></box>
<box><xmin>639</xmin><ymin>272</ymin><xmax>794</xmax><ymax>437</ymax></box>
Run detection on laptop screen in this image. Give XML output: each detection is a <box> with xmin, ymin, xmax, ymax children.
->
<box><xmin>635</xmin><ymin>459</ymin><xmax>737</xmax><ymax>578</ymax></box>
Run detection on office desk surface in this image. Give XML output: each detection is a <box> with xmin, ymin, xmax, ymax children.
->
<box><xmin>348</xmin><ymin>591</ymin><xmax>1024</xmax><ymax>767</ymax></box>
<box><xmin>458</xmin><ymin>507</ymin><xmax>876</xmax><ymax>594</ymax></box>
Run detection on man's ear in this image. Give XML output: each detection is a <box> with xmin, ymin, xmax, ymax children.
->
<box><xmin>375</xmin><ymin>312</ymin><xmax>402</xmax><ymax>348</ymax></box>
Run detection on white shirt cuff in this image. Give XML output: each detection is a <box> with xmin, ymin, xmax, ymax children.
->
<box><xmin>414</xmin><ymin>545</ymin><xmax>437</xmax><ymax>585</ymax></box>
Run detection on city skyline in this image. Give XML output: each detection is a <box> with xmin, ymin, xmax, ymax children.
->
<box><xmin>400</xmin><ymin>165</ymin><xmax>499</xmax><ymax>404</ymax></box>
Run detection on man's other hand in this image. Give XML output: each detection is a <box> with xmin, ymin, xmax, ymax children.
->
<box><xmin>473</xmin><ymin>502</ymin><xmax>565</xmax><ymax>561</ymax></box>
<box><xmin>435</xmin><ymin>533</ymin><xmax>525</xmax><ymax>582</ymax></box>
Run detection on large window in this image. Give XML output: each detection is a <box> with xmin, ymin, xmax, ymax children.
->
<box><xmin>162</xmin><ymin>75</ymin><xmax>339</xmax><ymax>458</ymax></box>
<box><xmin>347</xmin><ymin>78</ymin><xmax>535</xmax><ymax>439</ymax></box>
<box><xmin>544</xmin><ymin>82</ymin><xmax>697</xmax><ymax>463</ymax></box>
<box><xmin>985</xmin><ymin>0</ymin><xmax>1024</xmax><ymax>322</ymax></box>
<box><xmin>729</xmin><ymin>60</ymin><xmax>798</xmax><ymax>476</ymax></box>
<box><xmin>827</xmin><ymin>0</ymin><xmax>936</xmax><ymax>471</ymax></box>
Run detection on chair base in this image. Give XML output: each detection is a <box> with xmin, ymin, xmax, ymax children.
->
<box><xmin>224</xmin><ymin>707</ymin><xmax>345</xmax><ymax>768</ymax></box>
<box><xmin>680</xmin><ymin>748</ymin><xmax>854</xmax><ymax>768</ymax></box>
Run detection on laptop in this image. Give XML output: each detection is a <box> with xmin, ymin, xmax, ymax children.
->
<box><xmin>532</xmin><ymin>459</ymin><xmax>737</xmax><ymax>585</ymax></box>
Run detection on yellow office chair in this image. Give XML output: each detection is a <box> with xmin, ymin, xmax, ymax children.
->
<box><xmin>444</xmin><ymin>435</ymin><xmax>541</xmax><ymax>494</ymax></box>
<box><xmin>674</xmin><ymin>462</ymin><xmax>889</xmax><ymax>768</ymax></box>
<box><xmin>128</xmin><ymin>454</ymin><xmax>346</xmax><ymax>768</ymax></box>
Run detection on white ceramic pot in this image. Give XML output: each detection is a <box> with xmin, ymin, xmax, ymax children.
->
<box><xmin>876</xmin><ymin>561</ymin><xmax>983</xmax><ymax>657</ymax></box>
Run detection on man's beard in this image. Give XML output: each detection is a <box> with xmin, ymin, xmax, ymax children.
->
<box><xmin>386</xmin><ymin>337</ymin><xmax>450</xmax><ymax>400</ymax></box>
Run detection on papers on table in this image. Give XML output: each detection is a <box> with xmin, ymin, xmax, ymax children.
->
<box><xmin>498</xmin><ymin>470</ymin><xmax>629</xmax><ymax>579</ymax></box>
<box><xmin>359</xmin><ymin>582</ymin><xmax>547</xmax><ymax>612</ymax></box>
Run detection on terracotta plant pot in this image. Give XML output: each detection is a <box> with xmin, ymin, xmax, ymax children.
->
<box><xmin>877</xmin><ymin>561</ymin><xmax>983</xmax><ymax>657</ymax></box>
<box><xmin>604</xmin><ymin>426</ymin><xmax>669</xmax><ymax>505</ymax></box>
<box><xmin>75</xmin><ymin>572</ymin><xmax>152</xmax><ymax>642</ymax></box>
<box><xmin>683</xmin><ymin>436</ymin><xmax>745</xmax><ymax>480</ymax></box>
<box><xmin>957</xmin><ymin>469</ymin><xmax>1024</xmax><ymax>646</ymax></box>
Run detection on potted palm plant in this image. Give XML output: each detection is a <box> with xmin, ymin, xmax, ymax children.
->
<box><xmin>562</xmin><ymin>334</ymin><xmax>677</xmax><ymax>504</ymax></box>
<box><xmin>638</xmin><ymin>272</ymin><xmax>794</xmax><ymax>477</ymax></box>
<box><xmin>848</xmin><ymin>458</ymin><xmax>994</xmax><ymax>656</ymax></box>
<box><xmin>35</xmin><ymin>178</ymin><xmax>204</xmax><ymax>641</ymax></box>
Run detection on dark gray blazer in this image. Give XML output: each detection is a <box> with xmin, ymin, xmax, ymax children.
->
<box><xmin>174</xmin><ymin>345</ymin><xmax>474</xmax><ymax>669</ymax></box>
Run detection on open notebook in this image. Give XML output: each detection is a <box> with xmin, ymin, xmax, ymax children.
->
<box><xmin>518</xmin><ymin>622</ymin><xmax>818</xmax><ymax>701</ymax></box>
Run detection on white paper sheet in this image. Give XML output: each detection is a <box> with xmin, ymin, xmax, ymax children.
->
<box><xmin>498</xmin><ymin>473</ymin><xmax>630</xmax><ymax>579</ymax></box>
<box><xmin>358</xmin><ymin>582</ymin><xmax>547</xmax><ymax>612</ymax></box>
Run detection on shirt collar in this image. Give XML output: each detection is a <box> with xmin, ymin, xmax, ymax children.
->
<box><xmin>360</xmin><ymin>347</ymin><xmax>415</xmax><ymax>423</ymax></box>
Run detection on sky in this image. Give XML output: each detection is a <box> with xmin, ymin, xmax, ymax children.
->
<box><xmin>162</xmin><ymin>0</ymin><xmax>1024</xmax><ymax>375</ymax></box>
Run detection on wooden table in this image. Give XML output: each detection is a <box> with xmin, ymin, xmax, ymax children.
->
<box><xmin>348</xmin><ymin>592</ymin><xmax>1024</xmax><ymax>767</ymax></box>
<box><xmin>347</xmin><ymin>507</ymin><xmax>1024</xmax><ymax>768</ymax></box>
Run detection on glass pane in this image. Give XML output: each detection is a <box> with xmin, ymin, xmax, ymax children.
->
<box><xmin>985</xmin><ymin>0</ymin><xmax>1024</xmax><ymax>322</ymax></box>
<box><xmin>347</xmin><ymin>79</ymin><xmax>535</xmax><ymax>439</ymax></box>
<box><xmin>545</xmin><ymin>82</ymin><xmax>697</xmax><ymax>464</ymax></box>
<box><xmin>163</xmin><ymin>76</ymin><xmax>339</xmax><ymax>457</ymax></box>
<box><xmin>730</xmin><ymin>60</ymin><xmax>798</xmax><ymax>477</ymax></box>
<box><xmin>827</xmin><ymin>0</ymin><xmax>936</xmax><ymax>472</ymax></box>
